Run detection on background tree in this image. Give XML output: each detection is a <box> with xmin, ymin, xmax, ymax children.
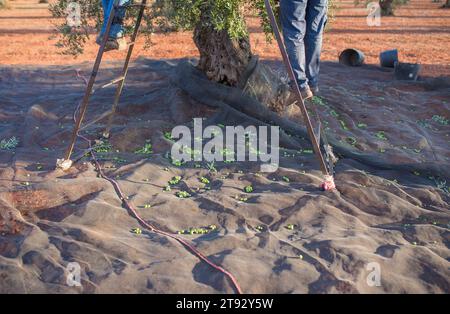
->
<box><xmin>379</xmin><ymin>0</ymin><xmax>409</xmax><ymax>15</ymax></box>
<box><xmin>0</xmin><ymin>0</ymin><xmax>8</xmax><ymax>9</ymax></box>
<box><xmin>355</xmin><ymin>0</ymin><xmax>409</xmax><ymax>16</ymax></box>
<box><xmin>379</xmin><ymin>0</ymin><xmax>395</xmax><ymax>15</ymax></box>
<box><xmin>51</xmin><ymin>0</ymin><xmax>336</xmax><ymax>86</ymax></box>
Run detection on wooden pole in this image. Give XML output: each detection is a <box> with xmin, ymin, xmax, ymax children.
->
<box><xmin>263</xmin><ymin>0</ymin><xmax>329</xmax><ymax>176</ymax></box>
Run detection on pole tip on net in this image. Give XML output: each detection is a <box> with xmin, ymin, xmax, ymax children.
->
<box><xmin>321</xmin><ymin>175</ymin><xmax>336</xmax><ymax>191</ymax></box>
<box><xmin>56</xmin><ymin>158</ymin><xmax>73</xmax><ymax>171</ymax></box>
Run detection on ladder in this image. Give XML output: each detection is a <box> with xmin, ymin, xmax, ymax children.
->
<box><xmin>61</xmin><ymin>0</ymin><xmax>148</xmax><ymax>166</ymax></box>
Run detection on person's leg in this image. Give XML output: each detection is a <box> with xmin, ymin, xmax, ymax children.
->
<box><xmin>304</xmin><ymin>0</ymin><xmax>328</xmax><ymax>91</ymax></box>
<box><xmin>99</xmin><ymin>0</ymin><xmax>130</xmax><ymax>39</ymax></box>
<box><xmin>280</xmin><ymin>0</ymin><xmax>309</xmax><ymax>89</ymax></box>
<box><xmin>109</xmin><ymin>0</ymin><xmax>131</xmax><ymax>39</ymax></box>
<box><xmin>99</xmin><ymin>0</ymin><xmax>112</xmax><ymax>38</ymax></box>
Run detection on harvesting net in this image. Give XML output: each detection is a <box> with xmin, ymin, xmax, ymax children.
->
<box><xmin>174</xmin><ymin>58</ymin><xmax>450</xmax><ymax>179</ymax></box>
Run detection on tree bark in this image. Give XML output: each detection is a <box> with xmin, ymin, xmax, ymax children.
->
<box><xmin>193</xmin><ymin>10</ymin><xmax>252</xmax><ymax>87</ymax></box>
<box><xmin>379</xmin><ymin>0</ymin><xmax>395</xmax><ymax>16</ymax></box>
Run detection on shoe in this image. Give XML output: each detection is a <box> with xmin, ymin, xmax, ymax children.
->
<box><xmin>95</xmin><ymin>35</ymin><xmax>103</xmax><ymax>45</ymax></box>
<box><xmin>284</xmin><ymin>85</ymin><xmax>314</xmax><ymax>106</ymax></box>
<box><xmin>300</xmin><ymin>86</ymin><xmax>314</xmax><ymax>100</ymax></box>
<box><xmin>104</xmin><ymin>37</ymin><xmax>127</xmax><ymax>52</ymax></box>
<box><xmin>310</xmin><ymin>85</ymin><xmax>319</xmax><ymax>95</ymax></box>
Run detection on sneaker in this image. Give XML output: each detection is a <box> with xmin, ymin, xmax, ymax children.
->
<box><xmin>104</xmin><ymin>37</ymin><xmax>127</xmax><ymax>52</ymax></box>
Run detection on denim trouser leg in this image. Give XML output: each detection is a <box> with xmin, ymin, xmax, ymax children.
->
<box><xmin>280</xmin><ymin>0</ymin><xmax>308</xmax><ymax>88</ymax></box>
<box><xmin>100</xmin><ymin>0</ymin><xmax>131</xmax><ymax>39</ymax></box>
<box><xmin>280</xmin><ymin>0</ymin><xmax>328</xmax><ymax>89</ymax></box>
<box><xmin>305</xmin><ymin>0</ymin><xmax>328</xmax><ymax>88</ymax></box>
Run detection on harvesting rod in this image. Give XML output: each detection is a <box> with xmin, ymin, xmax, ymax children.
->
<box><xmin>263</xmin><ymin>0</ymin><xmax>330</xmax><ymax>178</ymax></box>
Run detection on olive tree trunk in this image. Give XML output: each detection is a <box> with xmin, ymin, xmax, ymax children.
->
<box><xmin>193</xmin><ymin>11</ymin><xmax>252</xmax><ymax>87</ymax></box>
<box><xmin>379</xmin><ymin>0</ymin><xmax>395</xmax><ymax>16</ymax></box>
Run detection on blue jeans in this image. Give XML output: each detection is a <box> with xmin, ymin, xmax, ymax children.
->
<box><xmin>280</xmin><ymin>0</ymin><xmax>328</xmax><ymax>89</ymax></box>
<box><xmin>100</xmin><ymin>0</ymin><xmax>131</xmax><ymax>39</ymax></box>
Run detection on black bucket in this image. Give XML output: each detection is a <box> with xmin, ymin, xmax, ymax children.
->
<box><xmin>380</xmin><ymin>49</ymin><xmax>399</xmax><ymax>68</ymax></box>
<box><xmin>394</xmin><ymin>62</ymin><xmax>421</xmax><ymax>81</ymax></box>
<box><xmin>339</xmin><ymin>49</ymin><xmax>365</xmax><ymax>66</ymax></box>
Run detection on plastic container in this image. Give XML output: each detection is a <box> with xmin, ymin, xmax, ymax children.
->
<box><xmin>380</xmin><ymin>49</ymin><xmax>399</xmax><ymax>68</ymax></box>
<box><xmin>394</xmin><ymin>62</ymin><xmax>421</xmax><ymax>81</ymax></box>
<box><xmin>339</xmin><ymin>49</ymin><xmax>365</xmax><ymax>66</ymax></box>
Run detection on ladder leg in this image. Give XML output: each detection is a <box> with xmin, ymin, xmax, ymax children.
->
<box><xmin>64</xmin><ymin>0</ymin><xmax>120</xmax><ymax>161</ymax></box>
<box><xmin>103</xmin><ymin>0</ymin><xmax>147</xmax><ymax>138</ymax></box>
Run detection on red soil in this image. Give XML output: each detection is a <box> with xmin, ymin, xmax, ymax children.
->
<box><xmin>1</xmin><ymin>0</ymin><xmax>449</xmax><ymax>76</ymax></box>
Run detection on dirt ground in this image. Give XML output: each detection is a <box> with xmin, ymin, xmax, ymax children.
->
<box><xmin>1</xmin><ymin>0</ymin><xmax>450</xmax><ymax>76</ymax></box>
<box><xmin>0</xmin><ymin>0</ymin><xmax>449</xmax><ymax>294</ymax></box>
